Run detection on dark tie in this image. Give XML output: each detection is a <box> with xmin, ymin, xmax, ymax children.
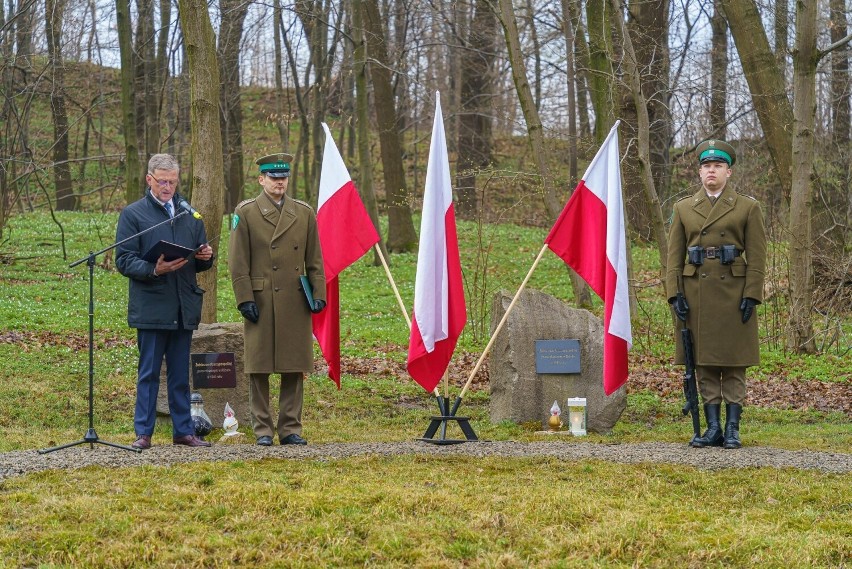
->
<box><xmin>165</xmin><ymin>202</ymin><xmax>173</xmax><ymax>217</ymax></box>
<box><xmin>708</xmin><ymin>195</ymin><xmax>717</xmax><ymax>206</ymax></box>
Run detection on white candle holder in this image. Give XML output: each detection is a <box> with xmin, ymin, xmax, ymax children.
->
<box><xmin>565</xmin><ymin>397</ymin><xmax>587</xmax><ymax>436</ymax></box>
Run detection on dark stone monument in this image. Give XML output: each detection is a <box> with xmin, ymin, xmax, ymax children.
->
<box><xmin>488</xmin><ymin>289</ymin><xmax>626</xmax><ymax>433</ymax></box>
<box><xmin>156</xmin><ymin>322</ymin><xmax>251</xmax><ymax>425</ymax></box>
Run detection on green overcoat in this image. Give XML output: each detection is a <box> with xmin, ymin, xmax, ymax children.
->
<box><xmin>665</xmin><ymin>186</ymin><xmax>766</xmax><ymax>366</ymax></box>
<box><xmin>229</xmin><ymin>192</ymin><xmax>326</xmax><ymax>373</ymax></box>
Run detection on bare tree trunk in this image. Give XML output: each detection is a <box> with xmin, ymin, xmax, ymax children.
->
<box><xmin>456</xmin><ymin>0</ymin><xmax>496</xmax><ymax>219</ymax></box>
<box><xmin>709</xmin><ymin>0</ymin><xmax>728</xmax><ymax>138</ymax></box>
<box><xmin>178</xmin><ymin>0</ymin><xmax>226</xmax><ymax>323</ymax></box>
<box><xmin>787</xmin><ymin>0</ymin><xmax>817</xmax><ymax>353</ymax></box>
<box><xmin>46</xmin><ymin>0</ymin><xmax>75</xmax><ymax>210</ymax></box>
<box><xmin>116</xmin><ymin>0</ymin><xmax>142</xmax><ymax>203</ymax></box>
<box><xmin>774</xmin><ymin>0</ymin><xmax>788</xmax><ymax>81</ymax></box>
<box><xmin>524</xmin><ymin>0</ymin><xmax>542</xmax><ymax>111</ymax></box>
<box><xmin>566</xmin><ymin>0</ymin><xmax>592</xmax><ymax>138</ymax></box>
<box><xmin>830</xmin><ymin>0</ymin><xmax>850</xmax><ymax>147</ymax></box>
<box><xmin>813</xmin><ymin>0</ymin><xmax>852</xmax><ymax>256</ymax></box>
<box><xmin>586</xmin><ymin>0</ymin><xmax>615</xmax><ymax>141</ymax></box>
<box><xmin>296</xmin><ymin>0</ymin><xmax>341</xmax><ymax>206</ymax></box>
<box><xmin>721</xmin><ymin>0</ymin><xmax>793</xmax><ymax>200</ymax></box>
<box><xmin>560</xmin><ymin>0</ymin><xmax>578</xmax><ymax>185</ymax></box>
<box><xmin>610</xmin><ymin>0</ymin><xmax>667</xmax><ymax>269</ymax></box>
<box><xmin>273</xmin><ymin>0</ymin><xmax>290</xmax><ymax>149</ymax></box>
<box><xmin>494</xmin><ymin>0</ymin><xmax>592</xmax><ymax>308</ymax></box>
<box><xmin>362</xmin><ymin>0</ymin><xmax>417</xmax><ymax>253</ymax></box>
<box><xmin>352</xmin><ymin>0</ymin><xmax>386</xmax><ymax>264</ymax></box>
<box><xmin>218</xmin><ymin>0</ymin><xmax>249</xmax><ymax>212</ymax></box>
<box><xmin>621</xmin><ymin>0</ymin><xmax>670</xmax><ymax>241</ymax></box>
<box><xmin>136</xmin><ymin>0</ymin><xmax>159</xmax><ymax>159</ymax></box>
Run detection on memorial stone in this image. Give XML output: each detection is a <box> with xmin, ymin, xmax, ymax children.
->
<box><xmin>156</xmin><ymin>322</ymin><xmax>251</xmax><ymax>425</ymax></box>
<box><xmin>488</xmin><ymin>289</ymin><xmax>626</xmax><ymax>433</ymax></box>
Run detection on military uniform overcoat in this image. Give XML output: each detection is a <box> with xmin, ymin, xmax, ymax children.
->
<box><xmin>229</xmin><ymin>192</ymin><xmax>326</xmax><ymax>373</ymax></box>
<box><xmin>665</xmin><ymin>186</ymin><xmax>766</xmax><ymax>366</ymax></box>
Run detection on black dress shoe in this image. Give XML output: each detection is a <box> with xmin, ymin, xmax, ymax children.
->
<box><xmin>256</xmin><ymin>435</ymin><xmax>273</xmax><ymax>446</ymax></box>
<box><xmin>280</xmin><ymin>433</ymin><xmax>307</xmax><ymax>445</ymax></box>
<box><xmin>173</xmin><ymin>435</ymin><xmax>212</xmax><ymax>447</ymax></box>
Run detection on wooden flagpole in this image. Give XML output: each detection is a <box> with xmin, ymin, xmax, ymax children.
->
<box><xmin>374</xmin><ymin>243</ymin><xmax>412</xmax><ymax>329</ymax></box>
<box><xmin>454</xmin><ymin>243</ymin><xmax>550</xmax><ymax>406</ymax></box>
<box><xmin>373</xmin><ymin>243</ymin><xmax>440</xmax><ymax>398</ymax></box>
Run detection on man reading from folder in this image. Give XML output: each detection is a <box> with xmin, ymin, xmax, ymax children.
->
<box><xmin>115</xmin><ymin>153</ymin><xmax>214</xmax><ymax>449</ymax></box>
<box><xmin>229</xmin><ymin>153</ymin><xmax>326</xmax><ymax>446</ymax></box>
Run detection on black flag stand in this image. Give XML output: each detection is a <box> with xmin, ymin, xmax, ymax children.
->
<box><xmin>38</xmin><ymin>212</ymin><xmax>190</xmax><ymax>454</ymax></box>
<box><xmin>418</xmin><ymin>395</ymin><xmax>479</xmax><ymax>445</ymax></box>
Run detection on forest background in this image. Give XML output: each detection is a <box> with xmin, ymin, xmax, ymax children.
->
<box><xmin>1</xmin><ymin>0</ymin><xmax>851</xmax><ymax>378</ymax></box>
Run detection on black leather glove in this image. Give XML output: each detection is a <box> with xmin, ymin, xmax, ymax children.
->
<box><xmin>740</xmin><ymin>297</ymin><xmax>758</xmax><ymax>323</ymax></box>
<box><xmin>670</xmin><ymin>293</ymin><xmax>689</xmax><ymax>322</ymax></box>
<box><xmin>311</xmin><ymin>299</ymin><xmax>326</xmax><ymax>314</ymax></box>
<box><xmin>238</xmin><ymin>301</ymin><xmax>259</xmax><ymax>323</ymax></box>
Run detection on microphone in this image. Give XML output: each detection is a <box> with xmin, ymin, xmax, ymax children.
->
<box><xmin>176</xmin><ymin>196</ymin><xmax>202</xmax><ymax>219</ymax></box>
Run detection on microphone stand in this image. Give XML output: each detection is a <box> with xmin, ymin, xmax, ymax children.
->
<box><xmin>39</xmin><ymin>210</ymin><xmax>190</xmax><ymax>454</ymax></box>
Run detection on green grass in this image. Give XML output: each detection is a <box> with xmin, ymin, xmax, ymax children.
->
<box><xmin>0</xmin><ymin>211</ymin><xmax>849</xmax><ymax>568</ymax></box>
<box><xmin>1</xmin><ymin>457</ymin><xmax>849</xmax><ymax>568</ymax></box>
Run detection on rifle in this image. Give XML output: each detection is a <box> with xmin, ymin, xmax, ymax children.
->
<box><xmin>676</xmin><ymin>280</ymin><xmax>701</xmax><ymax>442</ymax></box>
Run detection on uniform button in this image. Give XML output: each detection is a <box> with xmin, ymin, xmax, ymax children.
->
<box><xmin>701</xmin><ymin>231</ymin><xmax>707</xmax><ymax>235</ymax></box>
<box><xmin>720</xmin><ymin>275</ymin><xmax>725</xmax><ymax>280</ymax></box>
<box><xmin>701</xmin><ymin>273</ymin><xmax>707</xmax><ymax>278</ymax></box>
<box><xmin>274</xmin><ymin>287</ymin><xmax>279</xmax><ymax>291</ymax></box>
<box><xmin>273</xmin><ymin>266</ymin><xmax>278</xmax><ymax>271</ymax></box>
<box><xmin>294</xmin><ymin>245</ymin><xmax>299</xmax><ymax>250</ymax></box>
<box><xmin>720</xmin><ymin>231</ymin><xmax>725</xmax><ymax>236</ymax></box>
<box><xmin>272</xmin><ymin>245</ymin><xmax>278</xmax><ymax>249</ymax></box>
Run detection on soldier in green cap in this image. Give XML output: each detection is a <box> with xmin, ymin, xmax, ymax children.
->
<box><xmin>228</xmin><ymin>153</ymin><xmax>326</xmax><ymax>446</ymax></box>
<box><xmin>665</xmin><ymin>139</ymin><xmax>767</xmax><ymax>449</ymax></box>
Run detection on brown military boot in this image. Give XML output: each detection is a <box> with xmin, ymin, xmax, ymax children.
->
<box><xmin>691</xmin><ymin>404</ymin><xmax>724</xmax><ymax>448</ymax></box>
<box><xmin>723</xmin><ymin>403</ymin><xmax>742</xmax><ymax>449</ymax></box>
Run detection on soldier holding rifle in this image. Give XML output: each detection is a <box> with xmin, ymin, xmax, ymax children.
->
<box><xmin>665</xmin><ymin>139</ymin><xmax>767</xmax><ymax>449</ymax></box>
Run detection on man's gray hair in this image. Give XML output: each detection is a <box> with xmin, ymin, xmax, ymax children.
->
<box><xmin>148</xmin><ymin>153</ymin><xmax>180</xmax><ymax>174</ymax></box>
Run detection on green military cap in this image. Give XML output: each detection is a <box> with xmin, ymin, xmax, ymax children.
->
<box><xmin>256</xmin><ymin>153</ymin><xmax>294</xmax><ymax>178</ymax></box>
<box><xmin>696</xmin><ymin>139</ymin><xmax>736</xmax><ymax>166</ymax></box>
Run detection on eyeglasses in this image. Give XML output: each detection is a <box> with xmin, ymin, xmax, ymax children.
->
<box><xmin>149</xmin><ymin>173</ymin><xmax>178</xmax><ymax>188</ymax></box>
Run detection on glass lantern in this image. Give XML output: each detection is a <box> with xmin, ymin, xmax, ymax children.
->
<box><xmin>190</xmin><ymin>392</ymin><xmax>213</xmax><ymax>439</ymax></box>
<box><xmin>565</xmin><ymin>397</ymin><xmax>587</xmax><ymax>436</ymax></box>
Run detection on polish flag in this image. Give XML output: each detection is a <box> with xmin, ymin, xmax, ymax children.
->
<box><xmin>544</xmin><ymin>121</ymin><xmax>631</xmax><ymax>395</ymax></box>
<box><xmin>407</xmin><ymin>94</ymin><xmax>467</xmax><ymax>392</ymax></box>
<box><xmin>313</xmin><ymin>122</ymin><xmax>380</xmax><ymax>387</ymax></box>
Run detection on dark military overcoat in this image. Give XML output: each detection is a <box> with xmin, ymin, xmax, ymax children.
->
<box><xmin>229</xmin><ymin>192</ymin><xmax>326</xmax><ymax>373</ymax></box>
<box><xmin>665</xmin><ymin>186</ymin><xmax>766</xmax><ymax>366</ymax></box>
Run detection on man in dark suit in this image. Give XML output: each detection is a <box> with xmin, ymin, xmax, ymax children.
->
<box><xmin>666</xmin><ymin>139</ymin><xmax>767</xmax><ymax>449</ymax></box>
<box><xmin>115</xmin><ymin>153</ymin><xmax>214</xmax><ymax>449</ymax></box>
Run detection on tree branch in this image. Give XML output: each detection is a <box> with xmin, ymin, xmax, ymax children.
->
<box><xmin>818</xmin><ymin>31</ymin><xmax>852</xmax><ymax>61</ymax></box>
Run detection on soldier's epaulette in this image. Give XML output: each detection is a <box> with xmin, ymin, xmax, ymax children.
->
<box><xmin>291</xmin><ymin>198</ymin><xmax>316</xmax><ymax>212</ymax></box>
<box><xmin>743</xmin><ymin>194</ymin><xmax>757</xmax><ymax>201</ymax></box>
<box><xmin>675</xmin><ymin>195</ymin><xmax>691</xmax><ymax>203</ymax></box>
<box><xmin>234</xmin><ymin>197</ymin><xmax>257</xmax><ymax>210</ymax></box>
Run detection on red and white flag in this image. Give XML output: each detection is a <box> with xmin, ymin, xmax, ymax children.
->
<box><xmin>407</xmin><ymin>94</ymin><xmax>467</xmax><ymax>392</ymax></box>
<box><xmin>544</xmin><ymin>121</ymin><xmax>631</xmax><ymax>395</ymax></box>
<box><xmin>313</xmin><ymin>122</ymin><xmax>380</xmax><ymax>387</ymax></box>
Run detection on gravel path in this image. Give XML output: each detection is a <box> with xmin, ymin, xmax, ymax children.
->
<box><xmin>1</xmin><ymin>440</ymin><xmax>850</xmax><ymax>481</ymax></box>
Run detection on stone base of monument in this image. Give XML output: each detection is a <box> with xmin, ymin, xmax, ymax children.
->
<box><xmin>488</xmin><ymin>289</ymin><xmax>626</xmax><ymax>433</ymax></box>
<box><xmin>156</xmin><ymin>322</ymin><xmax>251</xmax><ymax>427</ymax></box>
